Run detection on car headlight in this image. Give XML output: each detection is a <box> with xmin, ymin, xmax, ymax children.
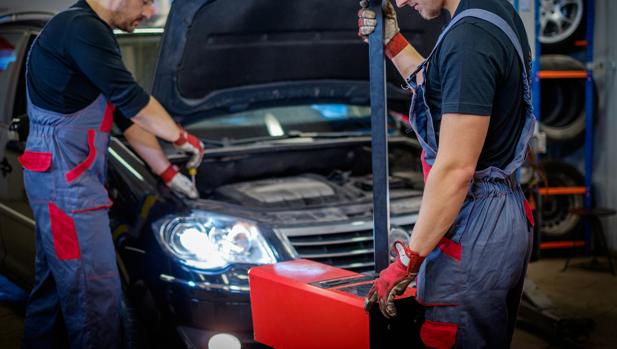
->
<box><xmin>158</xmin><ymin>213</ymin><xmax>277</xmax><ymax>271</ymax></box>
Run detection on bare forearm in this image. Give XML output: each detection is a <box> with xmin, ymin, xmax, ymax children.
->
<box><xmin>391</xmin><ymin>44</ymin><xmax>425</xmax><ymax>82</ymax></box>
<box><xmin>408</xmin><ymin>114</ymin><xmax>489</xmax><ymax>256</ymax></box>
<box><xmin>131</xmin><ymin>96</ymin><xmax>181</xmax><ymax>142</ymax></box>
<box><xmin>408</xmin><ymin>164</ymin><xmax>472</xmax><ymax>256</ymax></box>
<box><xmin>123</xmin><ymin>123</ymin><xmax>171</xmax><ymax>175</ymax></box>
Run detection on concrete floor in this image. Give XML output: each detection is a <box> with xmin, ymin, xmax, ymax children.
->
<box><xmin>1</xmin><ymin>257</ymin><xmax>616</xmax><ymax>348</ymax></box>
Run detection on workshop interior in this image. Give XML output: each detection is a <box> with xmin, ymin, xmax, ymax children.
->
<box><xmin>0</xmin><ymin>0</ymin><xmax>616</xmax><ymax>348</ymax></box>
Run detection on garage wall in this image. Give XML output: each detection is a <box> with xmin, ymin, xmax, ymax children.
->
<box><xmin>592</xmin><ymin>1</ymin><xmax>617</xmax><ymax>251</ymax></box>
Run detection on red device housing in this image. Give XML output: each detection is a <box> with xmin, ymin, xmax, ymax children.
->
<box><xmin>249</xmin><ymin>259</ymin><xmax>424</xmax><ymax>349</ymax></box>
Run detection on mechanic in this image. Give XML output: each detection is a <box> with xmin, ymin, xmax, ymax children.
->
<box><xmin>359</xmin><ymin>0</ymin><xmax>535</xmax><ymax>347</ymax></box>
<box><xmin>18</xmin><ymin>0</ymin><xmax>204</xmax><ymax>348</ymax></box>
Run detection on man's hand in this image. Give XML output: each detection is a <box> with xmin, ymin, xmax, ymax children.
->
<box><xmin>159</xmin><ymin>164</ymin><xmax>199</xmax><ymax>199</ymax></box>
<box><xmin>173</xmin><ymin>128</ymin><xmax>205</xmax><ymax>168</ymax></box>
<box><xmin>365</xmin><ymin>241</ymin><xmax>424</xmax><ymax>318</ymax></box>
<box><xmin>357</xmin><ymin>0</ymin><xmax>400</xmax><ymax>44</ymax></box>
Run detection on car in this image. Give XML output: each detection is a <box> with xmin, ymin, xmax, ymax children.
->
<box><xmin>0</xmin><ymin>0</ymin><xmax>445</xmax><ymax>347</ymax></box>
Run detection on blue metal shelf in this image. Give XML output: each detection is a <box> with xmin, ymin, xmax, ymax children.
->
<box><xmin>533</xmin><ymin>0</ymin><xmax>596</xmax><ymax>251</ymax></box>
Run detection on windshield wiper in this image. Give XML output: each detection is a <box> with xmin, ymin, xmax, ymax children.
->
<box><xmin>225</xmin><ymin>130</ymin><xmax>371</xmax><ymax>146</ymax></box>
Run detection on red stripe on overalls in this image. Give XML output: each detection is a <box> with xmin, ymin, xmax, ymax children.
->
<box><xmin>48</xmin><ymin>202</ymin><xmax>81</xmax><ymax>260</ymax></box>
<box><xmin>420</xmin><ymin>150</ymin><xmax>432</xmax><ymax>183</ymax></box>
<box><xmin>99</xmin><ymin>102</ymin><xmax>115</xmax><ymax>133</ymax></box>
<box><xmin>65</xmin><ymin>129</ymin><xmax>97</xmax><ymax>183</ymax></box>
<box><xmin>523</xmin><ymin>198</ymin><xmax>535</xmax><ymax>227</ymax></box>
<box><xmin>438</xmin><ymin>237</ymin><xmax>461</xmax><ymax>261</ymax></box>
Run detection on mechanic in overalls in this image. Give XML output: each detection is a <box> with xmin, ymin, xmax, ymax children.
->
<box><xmin>359</xmin><ymin>0</ymin><xmax>535</xmax><ymax>347</ymax></box>
<box><xmin>19</xmin><ymin>0</ymin><xmax>204</xmax><ymax>347</ymax></box>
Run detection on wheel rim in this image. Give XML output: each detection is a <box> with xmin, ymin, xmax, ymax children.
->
<box><xmin>541</xmin><ymin>165</ymin><xmax>583</xmax><ymax>238</ymax></box>
<box><xmin>542</xmin><ymin>194</ymin><xmax>582</xmax><ymax>237</ymax></box>
<box><xmin>540</xmin><ymin>0</ymin><xmax>584</xmax><ymax>44</ymax></box>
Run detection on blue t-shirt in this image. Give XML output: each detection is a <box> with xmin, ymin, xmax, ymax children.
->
<box><xmin>425</xmin><ymin>0</ymin><xmax>532</xmax><ymax>170</ymax></box>
<box><xmin>26</xmin><ymin>0</ymin><xmax>148</xmax><ymax>123</ymax></box>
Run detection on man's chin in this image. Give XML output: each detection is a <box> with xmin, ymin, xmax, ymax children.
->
<box><xmin>419</xmin><ymin>9</ymin><xmax>442</xmax><ymax>20</ymax></box>
<box><xmin>118</xmin><ymin>24</ymin><xmax>137</xmax><ymax>33</ymax></box>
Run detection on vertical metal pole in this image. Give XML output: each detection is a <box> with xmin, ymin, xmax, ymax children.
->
<box><xmin>531</xmin><ymin>0</ymin><xmax>543</xmax><ymax>261</ymax></box>
<box><xmin>368</xmin><ymin>0</ymin><xmax>390</xmax><ymax>273</ymax></box>
<box><xmin>532</xmin><ymin>0</ymin><xmax>541</xmax><ymax>117</ymax></box>
<box><xmin>583</xmin><ymin>0</ymin><xmax>595</xmax><ymax>252</ymax></box>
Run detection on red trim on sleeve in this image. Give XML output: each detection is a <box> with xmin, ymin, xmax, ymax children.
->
<box><xmin>385</xmin><ymin>32</ymin><xmax>409</xmax><ymax>60</ymax></box>
<box><xmin>18</xmin><ymin>151</ymin><xmax>52</xmax><ymax>172</ymax></box>
<box><xmin>159</xmin><ymin>164</ymin><xmax>178</xmax><ymax>184</ymax></box>
<box><xmin>65</xmin><ymin>129</ymin><xmax>97</xmax><ymax>184</ymax></box>
<box><xmin>48</xmin><ymin>202</ymin><xmax>81</xmax><ymax>260</ymax></box>
<box><xmin>438</xmin><ymin>237</ymin><xmax>461</xmax><ymax>261</ymax></box>
<box><xmin>420</xmin><ymin>320</ymin><xmax>458</xmax><ymax>349</ymax></box>
<box><xmin>99</xmin><ymin>102</ymin><xmax>115</xmax><ymax>133</ymax></box>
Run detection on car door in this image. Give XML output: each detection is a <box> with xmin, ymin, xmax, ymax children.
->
<box><xmin>0</xmin><ymin>27</ymin><xmax>38</xmax><ymax>289</ymax></box>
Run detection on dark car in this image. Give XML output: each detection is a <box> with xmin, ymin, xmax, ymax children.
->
<box><xmin>0</xmin><ymin>1</ymin><xmax>444</xmax><ymax>347</ymax></box>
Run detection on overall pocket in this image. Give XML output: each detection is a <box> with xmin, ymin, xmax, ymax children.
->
<box><xmin>19</xmin><ymin>149</ymin><xmax>55</xmax><ymax>204</ymax></box>
<box><xmin>18</xmin><ymin>150</ymin><xmax>52</xmax><ymax>172</ymax></box>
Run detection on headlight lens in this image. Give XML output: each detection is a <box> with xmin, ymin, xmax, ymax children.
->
<box><xmin>158</xmin><ymin>213</ymin><xmax>277</xmax><ymax>271</ymax></box>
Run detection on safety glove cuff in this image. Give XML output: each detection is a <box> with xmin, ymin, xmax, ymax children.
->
<box><xmin>172</xmin><ymin>126</ymin><xmax>205</xmax><ymax>168</ymax></box>
<box><xmin>160</xmin><ymin>164</ymin><xmax>199</xmax><ymax>199</ymax></box>
<box><xmin>159</xmin><ymin>164</ymin><xmax>179</xmax><ymax>184</ymax></box>
<box><xmin>392</xmin><ymin>240</ymin><xmax>424</xmax><ymax>274</ymax></box>
<box><xmin>365</xmin><ymin>240</ymin><xmax>424</xmax><ymax>318</ymax></box>
<box><xmin>385</xmin><ymin>32</ymin><xmax>409</xmax><ymax>60</ymax></box>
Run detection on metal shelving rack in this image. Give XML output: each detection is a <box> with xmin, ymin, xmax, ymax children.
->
<box><xmin>532</xmin><ymin>0</ymin><xmax>596</xmax><ymax>251</ymax></box>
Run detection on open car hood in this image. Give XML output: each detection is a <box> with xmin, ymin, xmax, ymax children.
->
<box><xmin>152</xmin><ymin>0</ymin><xmax>447</xmax><ymax>122</ymax></box>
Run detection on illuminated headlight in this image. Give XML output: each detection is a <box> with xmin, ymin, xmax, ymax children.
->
<box><xmin>158</xmin><ymin>213</ymin><xmax>277</xmax><ymax>271</ymax></box>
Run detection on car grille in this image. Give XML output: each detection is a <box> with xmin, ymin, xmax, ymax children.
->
<box><xmin>276</xmin><ymin>216</ymin><xmax>416</xmax><ymax>273</ymax></box>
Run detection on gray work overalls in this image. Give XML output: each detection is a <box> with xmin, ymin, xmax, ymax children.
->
<box><xmin>19</xmin><ymin>13</ymin><xmax>122</xmax><ymax>348</ymax></box>
<box><xmin>408</xmin><ymin>9</ymin><xmax>535</xmax><ymax>348</ymax></box>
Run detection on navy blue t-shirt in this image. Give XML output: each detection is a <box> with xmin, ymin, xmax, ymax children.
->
<box><xmin>27</xmin><ymin>0</ymin><xmax>148</xmax><ymax>124</ymax></box>
<box><xmin>424</xmin><ymin>0</ymin><xmax>531</xmax><ymax>170</ymax></box>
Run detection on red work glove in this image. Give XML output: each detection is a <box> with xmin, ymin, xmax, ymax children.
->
<box><xmin>159</xmin><ymin>164</ymin><xmax>199</xmax><ymax>199</ymax></box>
<box><xmin>173</xmin><ymin>127</ymin><xmax>205</xmax><ymax>168</ymax></box>
<box><xmin>365</xmin><ymin>240</ymin><xmax>425</xmax><ymax>318</ymax></box>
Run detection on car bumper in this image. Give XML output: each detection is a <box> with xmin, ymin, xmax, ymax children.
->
<box><xmin>158</xmin><ymin>274</ymin><xmax>269</xmax><ymax>348</ymax></box>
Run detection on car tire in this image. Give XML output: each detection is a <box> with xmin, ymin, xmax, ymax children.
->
<box><xmin>539</xmin><ymin>55</ymin><xmax>595</xmax><ymax>142</ymax></box>
<box><xmin>539</xmin><ymin>160</ymin><xmax>584</xmax><ymax>240</ymax></box>
<box><xmin>540</xmin><ymin>0</ymin><xmax>586</xmax><ymax>53</ymax></box>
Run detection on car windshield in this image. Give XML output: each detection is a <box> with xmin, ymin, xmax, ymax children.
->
<box><xmin>184</xmin><ymin>104</ymin><xmax>395</xmax><ymax>144</ymax></box>
<box><xmin>116</xmin><ymin>32</ymin><xmax>398</xmax><ymax>145</ymax></box>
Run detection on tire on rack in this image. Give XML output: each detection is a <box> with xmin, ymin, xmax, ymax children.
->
<box><xmin>540</xmin><ymin>0</ymin><xmax>586</xmax><ymax>53</ymax></box>
<box><xmin>539</xmin><ymin>160</ymin><xmax>584</xmax><ymax>240</ymax></box>
<box><xmin>539</xmin><ymin>55</ymin><xmax>595</xmax><ymax>142</ymax></box>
